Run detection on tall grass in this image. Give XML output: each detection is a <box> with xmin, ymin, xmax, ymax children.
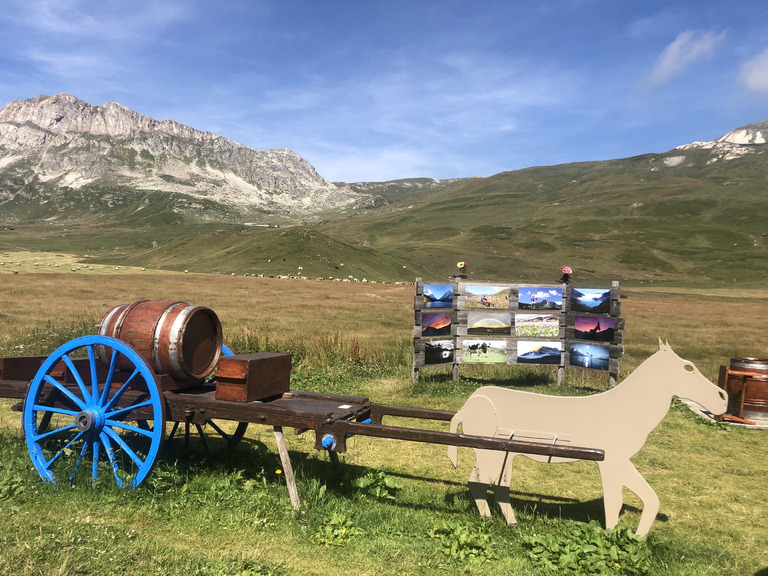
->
<box><xmin>1</xmin><ymin>273</ymin><xmax>767</xmax><ymax>575</ymax></box>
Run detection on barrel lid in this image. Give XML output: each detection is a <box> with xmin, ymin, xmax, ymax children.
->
<box><xmin>730</xmin><ymin>357</ymin><xmax>768</xmax><ymax>370</ymax></box>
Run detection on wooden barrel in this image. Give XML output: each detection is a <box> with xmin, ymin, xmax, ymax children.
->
<box><xmin>98</xmin><ymin>300</ymin><xmax>222</xmax><ymax>383</ymax></box>
<box><xmin>723</xmin><ymin>357</ymin><xmax>768</xmax><ymax>421</ymax></box>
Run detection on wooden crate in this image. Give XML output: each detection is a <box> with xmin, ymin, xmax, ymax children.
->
<box><xmin>215</xmin><ymin>352</ymin><xmax>291</xmax><ymax>402</ymax></box>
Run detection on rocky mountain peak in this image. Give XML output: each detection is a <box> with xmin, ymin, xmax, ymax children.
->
<box><xmin>0</xmin><ymin>93</ymin><xmax>368</xmax><ymax>218</ymax></box>
<box><xmin>674</xmin><ymin>119</ymin><xmax>768</xmax><ymax>161</ymax></box>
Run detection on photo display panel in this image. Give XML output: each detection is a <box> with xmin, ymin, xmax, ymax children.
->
<box><xmin>413</xmin><ymin>279</ymin><xmax>624</xmax><ymax>380</ymax></box>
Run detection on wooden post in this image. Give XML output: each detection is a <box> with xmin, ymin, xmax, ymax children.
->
<box><xmin>557</xmin><ymin>366</ymin><xmax>565</xmax><ymax>385</ymax></box>
<box><xmin>273</xmin><ymin>426</ymin><xmax>300</xmax><ymax>509</ymax></box>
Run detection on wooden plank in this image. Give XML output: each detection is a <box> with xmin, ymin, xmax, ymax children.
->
<box><xmin>0</xmin><ymin>379</ymin><xmax>30</xmax><ymax>400</ymax></box>
<box><xmin>370</xmin><ymin>402</ymin><xmax>455</xmax><ymax>423</ymax></box>
<box><xmin>318</xmin><ymin>419</ymin><xmax>605</xmax><ymax>461</ymax></box>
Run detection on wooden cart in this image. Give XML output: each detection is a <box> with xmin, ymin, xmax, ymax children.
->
<box><xmin>0</xmin><ymin>301</ymin><xmax>604</xmax><ymax>508</ymax></box>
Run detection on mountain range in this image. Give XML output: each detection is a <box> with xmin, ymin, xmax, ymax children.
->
<box><xmin>1</xmin><ymin>93</ymin><xmax>767</xmax><ymax>284</ymax></box>
<box><xmin>0</xmin><ymin>93</ymin><xmax>371</xmax><ymax>222</ymax></box>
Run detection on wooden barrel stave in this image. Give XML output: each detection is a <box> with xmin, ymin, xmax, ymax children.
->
<box><xmin>98</xmin><ymin>300</ymin><xmax>222</xmax><ymax>384</ymax></box>
<box><xmin>723</xmin><ymin>357</ymin><xmax>768</xmax><ymax>421</ymax></box>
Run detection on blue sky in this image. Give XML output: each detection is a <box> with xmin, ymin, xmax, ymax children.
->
<box><xmin>1</xmin><ymin>1</ymin><xmax>767</xmax><ymax>182</ymax></box>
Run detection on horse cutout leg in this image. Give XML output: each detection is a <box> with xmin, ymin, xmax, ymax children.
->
<box><xmin>599</xmin><ymin>458</ymin><xmax>660</xmax><ymax>536</ymax></box>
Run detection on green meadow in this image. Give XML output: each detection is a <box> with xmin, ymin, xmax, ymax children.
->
<box><xmin>0</xmin><ymin>268</ymin><xmax>766</xmax><ymax>575</ymax></box>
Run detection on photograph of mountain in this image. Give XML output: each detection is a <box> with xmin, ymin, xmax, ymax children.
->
<box><xmin>574</xmin><ymin>316</ymin><xmax>616</xmax><ymax>342</ymax></box>
<box><xmin>516</xmin><ymin>341</ymin><xmax>562</xmax><ymax>364</ymax></box>
<box><xmin>461</xmin><ymin>339</ymin><xmax>507</xmax><ymax>363</ymax></box>
<box><xmin>467</xmin><ymin>311</ymin><xmax>512</xmax><ymax>335</ymax></box>
<box><xmin>423</xmin><ymin>284</ymin><xmax>454</xmax><ymax>308</ymax></box>
<box><xmin>421</xmin><ymin>311</ymin><xmax>452</xmax><ymax>336</ymax></box>
<box><xmin>569</xmin><ymin>343</ymin><xmax>610</xmax><ymax>370</ymax></box>
<box><xmin>518</xmin><ymin>287</ymin><xmax>563</xmax><ymax>310</ymax></box>
<box><xmin>570</xmin><ymin>288</ymin><xmax>611</xmax><ymax>314</ymax></box>
<box><xmin>424</xmin><ymin>339</ymin><xmax>454</xmax><ymax>365</ymax></box>
<box><xmin>514</xmin><ymin>313</ymin><xmax>559</xmax><ymax>338</ymax></box>
<box><xmin>465</xmin><ymin>285</ymin><xmax>509</xmax><ymax>309</ymax></box>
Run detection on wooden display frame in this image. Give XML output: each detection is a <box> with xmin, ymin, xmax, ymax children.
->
<box><xmin>413</xmin><ymin>279</ymin><xmax>624</xmax><ymax>386</ymax></box>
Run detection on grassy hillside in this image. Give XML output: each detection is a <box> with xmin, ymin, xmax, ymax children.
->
<box><xmin>2</xmin><ymin>146</ymin><xmax>767</xmax><ymax>286</ymax></box>
<box><xmin>318</xmin><ymin>148</ymin><xmax>768</xmax><ymax>285</ymax></box>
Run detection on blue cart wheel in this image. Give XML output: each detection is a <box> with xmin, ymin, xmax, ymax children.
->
<box><xmin>23</xmin><ymin>335</ymin><xmax>165</xmax><ymax>488</ymax></box>
<box><xmin>166</xmin><ymin>342</ymin><xmax>248</xmax><ymax>452</ymax></box>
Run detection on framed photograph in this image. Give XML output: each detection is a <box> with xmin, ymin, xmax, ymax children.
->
<box><xmin>569</xmin><ymin>342</ymin><xmax>610</xmax><ymax>370</ymax></box>
<box><xmin>423</xmin><ymin>284</ymin><xmax>454</xmax><ymax>309</ymax></box>
<box><xmin>514</xmin><ymin>313</ymin><xmax>559</xmax><ymax>338</ymax></box>
<box><xmin>518</xmin><ymin>287</ymin><xmax>563</xmax><ymax>311</ymax></box>
<box><xmin>570</xmin><ymin>288</ymin><xmax>611</xmax><ymax>314</ymax></box>
<box><xmin>516</xmin><ymin>340</ymin><xmax>562</xmax><ymax>364</ymax></box>
<box><xmin>461</xmin><ymin>339</ymin><xmax>507</xmax><ymax>363</ymax></box>
<box><xmin>465</xmin><ymin>285</ymin><xmax>510</xmax><ymax>309</ymax></box>
<box><xmin>421</xmin><ymin>311</ymin><xmax>452</xmax><ymax>336</ymax></box>
<box><xmin>574</xmin><ymin>316</ymin><xmax>616</xmax><ymax>342</ymax></box>
<box><xmin>424</xmin><ymin>339</ymin><xmax>454</xmax><ymax>365</ymax></box>
<box><xmin>467</xmin><ymin>311</ymin><xmax>512</xmax><ymax>336</ymax></box>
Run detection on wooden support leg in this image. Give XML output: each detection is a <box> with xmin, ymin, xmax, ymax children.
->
<box><xmin>273</xmin><ymin>426</ymin><xmax>301</xmax><ymax>509</ymax></box>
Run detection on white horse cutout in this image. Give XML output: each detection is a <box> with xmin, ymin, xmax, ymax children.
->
<box><xmin>447</xmin><ymin>341</ymin><xmax>727</xmax><ymax>536</ymax></box>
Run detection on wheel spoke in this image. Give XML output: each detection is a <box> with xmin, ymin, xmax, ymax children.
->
<box><xmin>99</xmin><ymin>348</ymin><xmax>119</xmax><ymax>406</ymax></box>
<box><xmin>69</xmin><ymin>438</ymin><xmax>91</xmax><ymax>484</ymax></box>
<box><xmin>42</xmin><ymin>375</ymin><xmax>86</xmax><ymax>411</ymax></box>
<box><xmin>99</xmin><ymin>432</ymin><xmax>125</xmax><ymax>488</ymax></box>
<box><xmin>32</xmin><ymin>404</ymin><xmax>79</xmax><ymax>418</ymax></box>
<box><xmin>167</xmin><ymin>421</ymin><xmax>180</xmax><ymax>442</ymax></box>
<box><xmin>102</xmin><ymin>426</ymin><xmax>147</xmax><ymax>469</ymax></box>
<box><xmin>42</xmin><ymin>431</ymin><xmax>85</xmax><ymax>470</ymax></box>
<box><xmin>31</xmin><ymin>422</ymin><xmax>77</xmax><ymax>442</ymax></box>
<box><xmin>91</xmin><ymin>438</ymin><xmax>101</xmax><ymax>485</ymax></box>
<box><xmin>206</xmin><ymin>420</ymin><xmax>230</xmax><ymax>439</ymax></box>
<box><xmin>87</xmin><ymin>345</ymin><xmax>100</xmax><ymax>403</ymax></box>
<box><xmin>61</xmin><ymin>354</ymin><xmax>92</xmax><ymax>403</ymax></box>
<box><xmin>104</xmin><ymin>419</ymin><xmax>156</xmax><ymax>438</ymax></box>
<box><xmin>103</xmin><ymin>367</ymin><xmax>143</xmax><ymax>412</ymax></box>
<box><xmin>105</xmin><ymin>398</ymin><xmax>154</xmax><ymax>420</ymax></box>
<box><xmin>195</xmin><ymin>424</ymin><xmax>212</xmax><ymax>452</ymax></box>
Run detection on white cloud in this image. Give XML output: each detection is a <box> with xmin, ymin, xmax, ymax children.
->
<box><xmin>648</xmin><ymin>29</ymin><xmax>727</xmax><ymax>86</ymax></box>
<box><xmin>740</xmin><ymin>47</ymin><xmax>768</xmax><ymax>93</ymax></box>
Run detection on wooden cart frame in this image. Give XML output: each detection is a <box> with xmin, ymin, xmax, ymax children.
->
<box><xmin>0</xmin><ymin>334</ymin><xmax>603</xmax><ymax>508</ymax></box>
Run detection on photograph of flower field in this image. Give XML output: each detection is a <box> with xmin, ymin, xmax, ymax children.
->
<box><xmin>514</xmin><ymin>313</ymin><xmax>559</xmax><ymax>338</ymax></box>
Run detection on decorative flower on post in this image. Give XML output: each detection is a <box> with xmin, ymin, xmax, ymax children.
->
<box><xmin>559</xmin><ymin>266</ymin><xmax>572</xmax><ymax>284</ymax></box>
<box><xmin>456</xmin><ymin>261</ymin><xmax>467</xmax><ymax>276</ymax></box>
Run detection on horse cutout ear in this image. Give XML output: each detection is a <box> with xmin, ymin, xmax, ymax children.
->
<box><xmin>658</xmin><ymin>338</ymin><xmax>664</xmax><ymax>349</ymax></box>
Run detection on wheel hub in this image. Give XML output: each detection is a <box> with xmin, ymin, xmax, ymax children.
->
<box><xmin>75</xmin><ymin>409</ymin><xmax>104</xmax><ymax>432</ymax></box>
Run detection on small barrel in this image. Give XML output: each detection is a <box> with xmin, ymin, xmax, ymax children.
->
<box><xmin>723</xmin><ymin>357</ymin><xmax>768</xmax><ymax>421</ymax></box>
<box><xmin>98</xmin><ymin>300</ymin><xmax>222</xmax><ymax>383</ymax></box>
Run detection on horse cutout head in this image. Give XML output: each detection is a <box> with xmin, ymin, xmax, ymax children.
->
<box><xmin>447</xmin><ymin>341</ymin><xmax>728</xmax><ymax>536</ymax></box>
<box><xmin>647</xmin><ymin>339</ymin><xmax>728</xmax><ymax>417</ymax></box>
